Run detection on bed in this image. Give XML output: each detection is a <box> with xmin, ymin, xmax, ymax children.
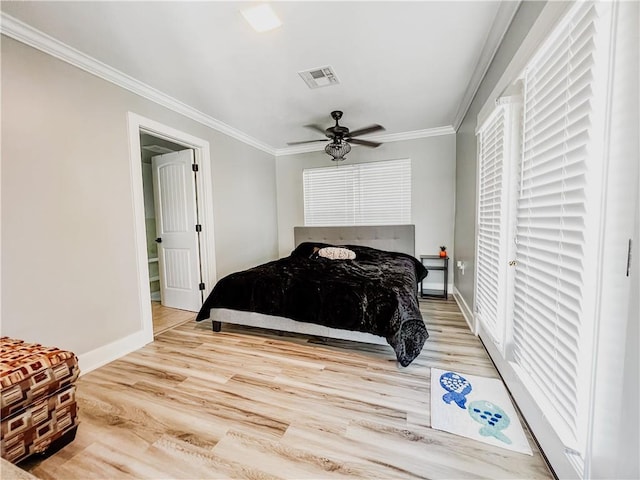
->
<box><xmin>196</xmin><ymin>225</ymin><xmax>429</xmax><ymax>366</ymax></box>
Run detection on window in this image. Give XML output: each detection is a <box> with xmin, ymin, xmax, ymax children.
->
<box><xmin>474</xmin><ymin>0</ymin><xmax>614</xmax><ymax>470</ymax></box>
<box><xmin>511</xmin><ymin>0</ymin><xmax>606</xmax><ymax>453</ymax></box>
<box><xmin>475</xmin><ymin>97</ymin><xmax>521</xmax><ymax>350</ymax></box>
<box><xmin>303</xmin><ymin>158</ymin><xmax>411</xmax><ymax>226</ymax></box>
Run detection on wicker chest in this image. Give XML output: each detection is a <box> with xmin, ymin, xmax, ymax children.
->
<box><xmin>0</xmin><ymin>337</ymin><xmax>79</xmax><ymax>463</ymax></box>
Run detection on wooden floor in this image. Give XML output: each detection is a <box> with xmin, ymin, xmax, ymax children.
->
<box><xmin>21</xmin><ymin>298</ymin><xmax>552</xmax><ymax>479</ymax></box>
<box><xmin>152</xmin><ymin>302</ymin><xmax>194</xmax><ymax>336</ymax></box>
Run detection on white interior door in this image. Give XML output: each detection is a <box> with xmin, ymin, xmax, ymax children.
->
<box><xmin>152</xmin><ymin>150</ymin><xmax>201</xmax><ymax>312</ymax></box>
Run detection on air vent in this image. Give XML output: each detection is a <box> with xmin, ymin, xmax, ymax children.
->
<box><xmin>298</xmin><ymin>66</ymin><xmax>340</xmax><ymax>89</ymax></box>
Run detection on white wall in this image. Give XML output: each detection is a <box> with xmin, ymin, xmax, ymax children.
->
<box><xmin>617</xmin><ymin>199</ymin><xmax>639</xmax><ymax>478</ymax></box>
<box><xmin>1</xmin><ymin>36</ymin><xmax>278</xmax><ymax>362</ymax></box>
<box><xmin>276</xmin><ymin>134</ymin><xmax>456</xmax><ymax>288</ymax></box>
<box><xmin>588</xmin><ymin>2</ymin><xmax>639</xmax><ymax>477</ymax></box>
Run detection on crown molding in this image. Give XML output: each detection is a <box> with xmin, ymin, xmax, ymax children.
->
<box><xmin>367</xmin><ymin>125</ymin><xmax>456</xmax><ymax>143</ymax></box>
<box><xmin>0</xmin><ymin>13</ymin><xmax>277</xmax><ymax>155</ymax></box>
<box><xmin>276</xmin><ymin>143</ymin><xmax>330</xmax><ymax>156</ymax></box>
<box><xmin>452</xmin><ymin>1</ymin><xmax>521</xmax><ymax>131</ymax></box>
<box><xmin>2</xmin><ymin>12</ymin><xmax>459</xmax><ymax>158</ymax></box>
<box><xmin>275</xmin><ymin>125</ymin><xmax>455</xmax><ymax>156</ymax></box>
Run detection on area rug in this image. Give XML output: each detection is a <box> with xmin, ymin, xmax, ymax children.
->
<box><xmin>430</xmin><ymin>368</ymin><xmax>532</xmax><ymax>455</ymax></box>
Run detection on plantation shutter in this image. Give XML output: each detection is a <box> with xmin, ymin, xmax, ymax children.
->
<box><xmin>511</xmin><ymin>1</ymin><xmax>603</xmax><ymax>448</ymax></box>
<box><xmin>303</xmin><ymin>159</ymin><xmax>411</xmax><ymax>226</ymax></box>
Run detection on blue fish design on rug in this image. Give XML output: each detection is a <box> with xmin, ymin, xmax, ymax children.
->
<box><xmin>468</xmin><ymin>400</ymin><xmax>512</xmax><ymax>444</ymax></box>
<box><xmin>439</xmin><ymin>371</ymin><xmax>472</xmax><ymax>409</ymax></box>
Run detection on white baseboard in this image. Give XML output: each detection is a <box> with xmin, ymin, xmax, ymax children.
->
<box><xmin>77</xmin><ymin>328</ymin><xmax>152</xmax><ymax>375</ymax></box>
<box><xmin>452</xmin><ymin>286</ymin><xmax>475</xmax><ymax>333</ymax></box>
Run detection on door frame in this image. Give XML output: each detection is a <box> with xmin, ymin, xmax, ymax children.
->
<box><xmin>127</xmin><ymin>112</ymin><xmax>217</xmax><ymax>343</ymax></box>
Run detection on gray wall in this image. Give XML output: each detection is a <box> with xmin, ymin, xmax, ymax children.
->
<box><xmin>276</xmin><ymin>135</ymin><xmax>456</xmax><ymax>282</ymax></box>
<box><xmin>1</xmin><ymin>36</ymin><xmax>278</xmax><ymax>356</ymax></box>
<box><xmin>453</xmin><ymin>1</ymin><xmax>546</xmax><ymax>306</ymax></box>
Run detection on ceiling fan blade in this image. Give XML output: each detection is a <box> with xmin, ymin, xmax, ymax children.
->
<box><xmin>286</xmin><ymin>139</ymin><xmax>328</xmax><ymax>145</ymax></box>
<box><xmin>348</xmin><ymin>138</ymin><xmax>382</xmax><ymax>148</ymax></box>
<box><xmin>348</xmin><ymin>124</ymin><xmax>385</xmax><ymax>137</ymax></box>
<box><xmin>304</xmin><ymin>124</ymin><xmax>328</xmax><ymax>136</ymax></box>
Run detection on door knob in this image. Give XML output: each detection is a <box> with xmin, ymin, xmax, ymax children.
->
<box><xmin>155</xmin><ymin>237</ymin><xmax>162</xmax><ymax>243</ymax></box>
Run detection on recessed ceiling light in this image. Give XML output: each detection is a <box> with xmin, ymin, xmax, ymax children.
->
<box><xmin>241</xmin><ymin>4</ymin><xmax>282</xmax><ymax>33</ymax></box>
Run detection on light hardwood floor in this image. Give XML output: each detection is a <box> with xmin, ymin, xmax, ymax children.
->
<box><xmin>21</xmin><ymin>299</ymin><xmax>552</xmax><ymax>479</ymax></box>
<box><xmin>152</xmin><ymin>302</ymin><xmax>194</xmax><ymax>336</ymax></box>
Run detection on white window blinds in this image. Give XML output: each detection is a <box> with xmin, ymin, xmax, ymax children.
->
<box><xmin>475</xmin><ymin>93</ymin><xmax>523</xmax><ymax>350</ymax></box>
<box><xmin>303</xmin><ymin>159</ymin><xmax>411</xmax><ymax>226</ymax></box>
<box><xmin>511</xmin><ymin>1</ymin><xmax>604</xmax><ymax>448</ymax></box>
<box><xmin>475</xmin><ymin>108</ymin><xmax>508</xmax><ymax>346</ymax></box>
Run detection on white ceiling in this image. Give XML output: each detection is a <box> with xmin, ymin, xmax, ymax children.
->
<box><xmin>1</xmin><ymin>1</ymin><xmax>511</xmax><ymax>152</ymax></box>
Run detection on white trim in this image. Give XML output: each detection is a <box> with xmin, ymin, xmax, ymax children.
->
<box><xmin>452</xmin><ymin>286</ymin><xmax>475</xmax><ymax>333</ymax></box>
<box><xmin>277</xmin><ymin>143</ymin><xmax>333</xmax><ymax>156</ymax></box>
<box><xmin>126</xmin><ymin>116</ymin><xmax>155</xmax><ymax>351</ymax></box>
<box><xmin>77</xmin><ymin>329</ymin><xmax>150</xmax><ymax>375</ymax></box>
<box><xmin>366</xmin><ymin>126</ymin><xmax>456</xmax><ymax>143</ymax></box>
<box><xmin>584</xmin><ymin>3</ymin><xmax>637</xmax><ymax>477</ymax></box>
<box><xmin>453</xmin><ymin>1</ymin><xmax>521</xmax><ymax>131</ymax></box>
<box><xmin>275</xmin><ymin>126</ymin><xmax>455</xmax><ymax>156</ymax></box>
<box><xmin>480</xmin><ymin>333</ymin><xmax>574</xmax><ymax>479</ymax></box>
<box><xmin>127</xmin><ymin>112</ymin><xmax>218</xmax><ymax>346</ymax></box>
<box><xmin>0</xmin><ymin>12</ymin><xmax>276</xmax><ymax>156</ymax></box>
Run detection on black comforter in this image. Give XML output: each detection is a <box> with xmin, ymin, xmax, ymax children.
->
<box><xmin>196</xmin><ymin>242</ymin><xmax>429</xmax><ymax>366</ymax></box>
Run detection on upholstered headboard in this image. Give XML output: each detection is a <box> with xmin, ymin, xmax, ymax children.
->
<box><xmin>293</xmin><ymin>225</ymin><xmax>415</xmax><ymax>256</ymax></box>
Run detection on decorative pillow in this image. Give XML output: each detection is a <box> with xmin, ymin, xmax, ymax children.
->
<box><xmin>317</xmin><ymin>246</ymin><xmax>356</xmax><ymax>260</ymax></box>
<box><xmin>291</xmin><ymin>242</ymin><xmax>330</xmax><ymax>258</ymax></box>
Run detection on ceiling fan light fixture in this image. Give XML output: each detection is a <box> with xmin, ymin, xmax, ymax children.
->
<box><xmin>325</xmin><ymin>141</ymin><xmax>351</xmax><ymax>162</ymax></box>
<box><xmin>241</xmin><ymin>4</ymin><xmax>282</xmax><ymax>33</ymax></box>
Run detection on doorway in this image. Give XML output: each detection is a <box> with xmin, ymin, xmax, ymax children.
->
<box><xmin>140</xmin><ymin>135</ymin><xmax>201</xmax><ymax>334</ymax></box>
<box><xmin>128</xmin><ymin>113</ymin><xmax>217</xmax><ymax>342</ymax></box>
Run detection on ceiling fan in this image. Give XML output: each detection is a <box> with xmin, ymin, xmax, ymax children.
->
<box><xmin>287</xmin><ymin>111</ymin><xmax>385</xmax><ymax>161</ymax></box>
